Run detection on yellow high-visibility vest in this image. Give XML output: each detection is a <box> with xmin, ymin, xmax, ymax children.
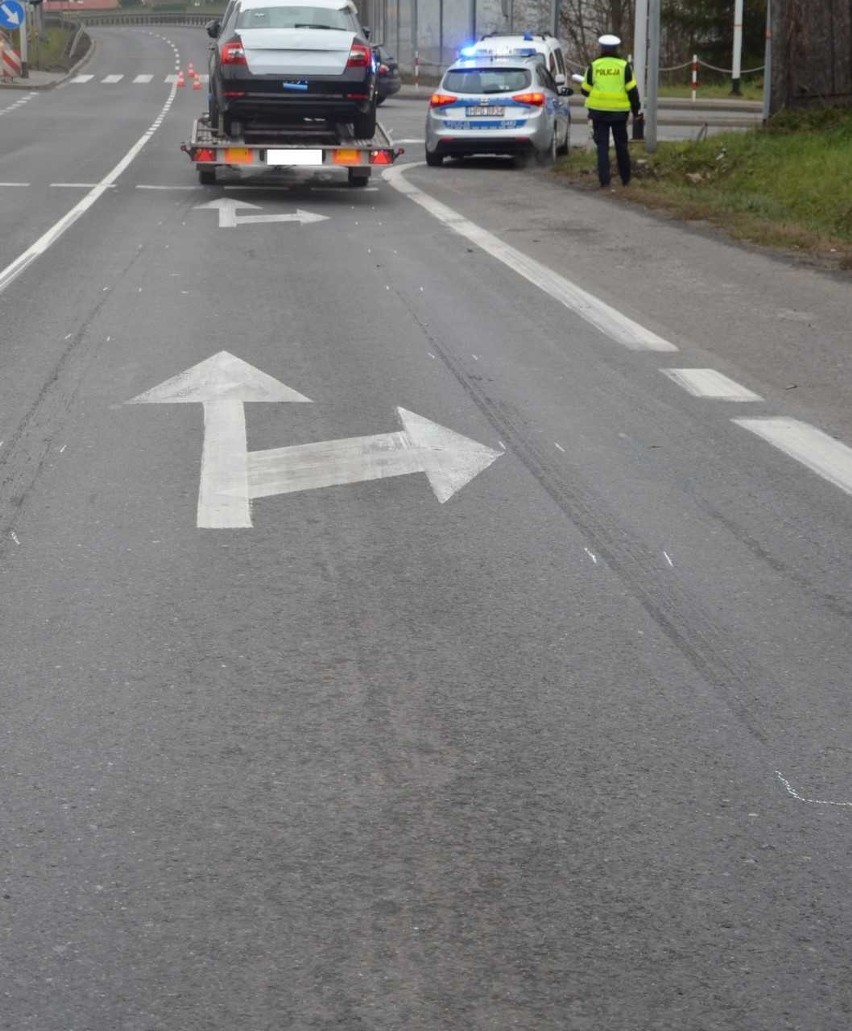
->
<box><xmin>584</xmin><ymin>56</ymin><xmax>636</xmax><ymax>112</ymax></box>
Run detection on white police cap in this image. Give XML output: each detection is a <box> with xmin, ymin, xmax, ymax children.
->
<box><xmin>598</xmin><ymin>34</ymin><xmax>622</xmax><ymax>47</ymax></box>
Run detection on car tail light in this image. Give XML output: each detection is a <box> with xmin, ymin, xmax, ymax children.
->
<box><xmin>429</xmin><ymin>93</ymin><xmax>458</xmax><ymax>108</ymax></box>
<box><xmin>345</xmin><ymin>92</ymin><xmax>369</xmax><ymax>100</ymax></box>
<box><xmin>512</xmin><ymin>91</ymin><xmax>546</xmax><ymax>106</ymax></box>
<box><xmin>378</xmin><ymin>63</ymin><xmax>389</xmax><ymax>74</ymax></box>
<box><xmin>346</xmin><ymin>42</ymin><xmax>372</xmax><ymax>68</ymax></box>
<box><xmin>220</xmin><ymin>41</ymin><xmax>247</xmax><ymax>65</ymax></box>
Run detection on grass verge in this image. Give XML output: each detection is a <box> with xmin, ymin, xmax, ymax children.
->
<box><xmin>556</xmin><ymin>108</ymin><xmax>852</xmax><ymax>271</ymax></box>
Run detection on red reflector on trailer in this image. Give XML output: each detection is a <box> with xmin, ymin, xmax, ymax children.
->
<box><xmin>369</xmin><ymin>150</ymin><xmax>392</xmax><ymax>164</ymax></box>
<box><xmin>195</xmin><ymin>148</ymin><xmax>217</xmax><ymax>162</ymax></box>
<box><xmin>345</xmin><ymin>93</ymin><xmax>369</xmax><ymax>100</ymax></box>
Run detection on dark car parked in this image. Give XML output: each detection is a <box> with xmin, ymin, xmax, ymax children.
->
<box><xmin>374</xmin><ymin>46</ymin><xmax>401</xmax><ymax>104</ymax></box>
<box><xmin>207</xmin><ymin>0</ymin><xmax>378</xmax><ymax>138</ymax></box>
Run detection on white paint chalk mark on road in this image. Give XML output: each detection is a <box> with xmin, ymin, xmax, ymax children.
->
<box><xmin>734</xmin><ymin>417</ymin><xmax>852</xmax><ymax>497</ymax></box>
<box><xmin>776</xmin><ymin>771</ymin><xmax>852</xmax><ymax>808</ymax></box>
<box><xmin>663</xmin><ymin>368</ymin><xmax>763</xmax><ymax>401</ymax></box>
<box><xmin>384</xmin><ymin>164</ymin><xmax>678</xmax><ymax>353</ymax></box>
<box><xmin>0</xmin><ymin>80</ymin><xmax>178</xmax><ymax>296</ymax></box>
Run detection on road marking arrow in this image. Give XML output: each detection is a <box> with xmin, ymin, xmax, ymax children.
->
<box><xmin>194</xmin><ymin>198</ymin><xmax>329</xmax><ymax>229</ymax></box>
<box><xmin>126</xmin><ymin>351</ymin><xmax>312</xmax><ymax>528</ymax></box>
<box><xmin>246</xmin><ymin>408</ymin><xmax>503</xmax><ymax>506</ymax></box>
<box><xmin>126</xmin><ymin>353</ymin><xmax>502</xmax><ymax>528</ymax></box>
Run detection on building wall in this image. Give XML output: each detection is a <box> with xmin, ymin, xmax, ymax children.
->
<box><xmin>360</xmin><ymin>0</ymin><xmax>558</xmax><ymax>74</ymax></box>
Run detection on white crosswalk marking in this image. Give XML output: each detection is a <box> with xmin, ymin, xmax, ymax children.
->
<box><xmin>68</xmin><ymin>72</ymin><xmax>208</xmax><ymax>85</ymax></box>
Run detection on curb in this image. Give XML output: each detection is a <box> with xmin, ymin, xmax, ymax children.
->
<box><xmin>0</xmin><ymin>36</ymin><xmax>95</xmax><ymax>90</ymax></box>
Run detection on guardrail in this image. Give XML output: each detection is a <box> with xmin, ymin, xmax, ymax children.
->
<box><xmin>61</xmin><ymin>12</ymin><xmax>213</xmax><ymax>27</ymax></box>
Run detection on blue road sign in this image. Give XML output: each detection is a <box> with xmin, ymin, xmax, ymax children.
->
<box><xmin>0</xmin><ymin>0</ymin><xmax>25</xmax><ymax>29</ymax></box>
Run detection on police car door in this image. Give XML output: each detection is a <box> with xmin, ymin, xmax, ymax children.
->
<box><xmin>540</xmin><ymin>66</ymin><xmax>568</xmax><ymax>142</ymax></box>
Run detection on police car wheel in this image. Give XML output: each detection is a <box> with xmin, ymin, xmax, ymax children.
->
<box><xmin>425</xmin><ymin>150</ymin><xmax>444</xmax><ymax>167</ymax></box>
<box><xmin>556</xmin><ymin>127</ymin><xmax>570</xmax><ymax>156</ymax></box>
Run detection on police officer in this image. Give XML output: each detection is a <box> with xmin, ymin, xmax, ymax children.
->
<box><xmin>581</xmin><ymin>34</ymin><xmax>642</xmax><ymax>188</ymax></box>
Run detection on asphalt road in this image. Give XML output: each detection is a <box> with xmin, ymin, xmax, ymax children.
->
<box><xmin>2</xmin><ymin>26</ymin><xmax>852</xmax><ymax>1031</ymax></box>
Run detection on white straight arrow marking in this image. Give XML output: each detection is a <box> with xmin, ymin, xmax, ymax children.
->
<box><xmin>246</xmin><ymin>407</ymin><xmax>503</xmax><ymax>505</ymax></box>
<box><xmin>201</xmin><ymin>399</ymin><xmax>251</xmax><ymax>527</ymax></box>
<box><xmin>126</xmin><ymin>351</ymin><xmax>312</xmax><ymax>528</ymax></box>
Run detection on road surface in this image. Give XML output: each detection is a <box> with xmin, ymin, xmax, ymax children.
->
<box><xmin>1</xmin><ymin>25</ymin><xmax>851</xmax><ymax>1031</ymax></box>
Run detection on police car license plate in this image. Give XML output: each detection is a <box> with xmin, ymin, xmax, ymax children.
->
<box><xmin>467</xmin><ymin>106</ymin><xmax>504</xmax><ymax>117</ymax></box>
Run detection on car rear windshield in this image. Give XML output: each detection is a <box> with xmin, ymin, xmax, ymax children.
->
<box><xmin>236</xmin><ymin>5</ymin><xmax>357</xmax><ymax>30</ymax></box>
<box><xmin>442</xmin><ymin>67</ymin><xmax>532</xmax><ymax>94</ymax></box>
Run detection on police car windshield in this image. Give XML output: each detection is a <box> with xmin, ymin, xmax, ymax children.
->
<box><xmin>443</xmin><ymin>67</ymin><xmax>531</xmax><ymax>93</ymax></box>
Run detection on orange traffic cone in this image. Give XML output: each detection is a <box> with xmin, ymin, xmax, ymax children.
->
<box><xmin>192</xmin><ymin>77</ymin><xmax>202</xmax><ymax>91</ymax></box>
<box><xmin>188</xmin><ymin>62</ymin><xmax>195</xmax><ymax>76</ymax></box>
<box><xmin>176</xmin><ymin>71</ymin><xmax>186</xmax><ymax>87</ymax></box>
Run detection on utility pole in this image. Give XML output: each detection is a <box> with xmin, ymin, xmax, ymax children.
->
<box><xmin>633</xmin><ymin>0</ymin><xmax>649</xmax><ymax>102</ymax></box>
<box><xmin>731</xmin><ymin>0</ymin><xmax>744</xmax><ymax>94</ymax></box>
<box><xmin>550</xmin><ymin>0</ymin><xmax>559</xmax><ymax>37</ymax></box>
<box><xmin>645</xmin><ymin>0</ymin><xmax>660</xmax><ymax>151</ymax></box>
<box><xmin>762</xmin><ymin>0</ymin><xmax>772</xmax><ymax>121</ymax></box>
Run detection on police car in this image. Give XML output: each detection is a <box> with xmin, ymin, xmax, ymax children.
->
<box><xmin>425</xmin><ymin>54</ymin><xmax>572</xmax><ymax>167</ymax></box>
<box><xmin>461</xmin><ymin>32</ymin><xmax>570</xmax><ymax>86</ymax></box>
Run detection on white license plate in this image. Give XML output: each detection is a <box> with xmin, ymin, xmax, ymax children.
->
<box><xmin>265</xmin><ymin>149</ymin><xmax>324</xmax><ymax>166</ymax></box>
<box><xmin>467</xmin><ymin>106</ymin><xmax>504</xmax><ymax>117</ymax></box>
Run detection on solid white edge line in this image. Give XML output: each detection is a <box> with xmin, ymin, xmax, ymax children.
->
<box><xmin>382</xmin><ymin>162</ymin><xmax>678</xmax><ymax>353</ymax></box>
<box><xmin>663</xmin><ymin>367</ymin><xmax>763</xmax><ymax>401</ymax></box>
<box><xmin>734</xmin><ymin>417</ymin><xmax>852</xmax><ymax>497</ymax></box>
<box><xmin>0</xmin><ymin>82</ymin><xmax>178</xmax><ymax>296</ymax></box>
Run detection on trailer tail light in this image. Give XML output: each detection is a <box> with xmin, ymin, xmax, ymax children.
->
<box><xmin>512</xmin><ymin>92</ymin><xmax>546</xmax><ymax>106</ymax></box>
<box><xmin>429</xmin><ymin>93</ymin><xmax>458</xmax><ymax>108</ymax></box>
<box><xmin>220</xmin><ymin>41</ymin><xmax>247</xmax><ymax>65</ymax></box>
<box><xmin>346</xmin><ymin>43</ymin><xmax>372</xmax><ymax>68</ymax></box>
<box><xmin>194</xmin><ymin>148</ymin><xmax>217</xmax><ymax>163</ymax></box>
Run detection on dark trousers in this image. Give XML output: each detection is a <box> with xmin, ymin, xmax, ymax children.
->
<box><xmin>591</xmin><ymin>114</ymin><xmax>631</xmax><ymax>186</ymax></box>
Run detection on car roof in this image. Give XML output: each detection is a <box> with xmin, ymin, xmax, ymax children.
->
<box><xmin>236</xmin><ymin>0</ymin><xmax>355</xmax><ymax>9</ymax></box>
<box><xmin>446</xmin><ymin>55</ymin><xmax>542</xmax><ymax>71</ymax></box>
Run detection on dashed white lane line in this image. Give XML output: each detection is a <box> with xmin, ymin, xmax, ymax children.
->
<box><xmin>734</xmin><ymin>417</ymin><xmax>852</xmax><ymax>497</ymax></box>
<box><xmin>663</xmin><ymin>368</ymin><xmax>763</xmax><ymax>401</ymax></box>
<box><xmin>50</xmin><ymin>183</ymin><xmax>117</xmax><ymax>189</ymax></box>
<box><xmin>102</xmin><ymin>74</ymin><xmax>124</xmax><ymax>84</ymax></box>
<box><xmin>0</xmin><ymin>82</ymin><xmax>178</xmax><ymax>296</ymax></box>
<box><xmin>0</xmin><ymin>182</ymin><xmax>29</xmax><ymax>187</ymax></box>
<box><xmin>383</xmin><ymin>163</ymin><xmax>678</xmax><ymax>353</ymax></box>
<box><xmin>70</xmin><ymin>74</ymin><xmax>94</xmax><ymax>83</ymax></box>
<box><xmin>134</xmin><ymin>74</ymin><xmax>154</xmax><ymax>83</ymax></box>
